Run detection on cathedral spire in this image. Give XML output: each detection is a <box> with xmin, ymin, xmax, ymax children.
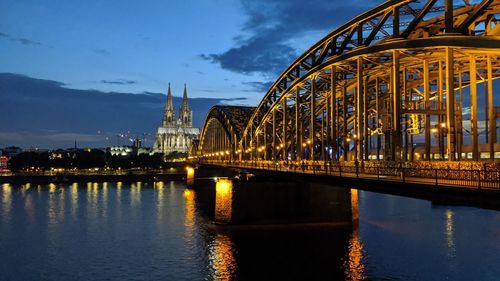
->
<box><xmin>181</xmin><ymin>83</ymin><xmax>189</xmax><ymax>109</ymax></box>
<box><xmin>179</xmin><ymin>83</ymin><xmax>192</xmax><ymax>127</ymax></box>
<box><xmin>162</xmin><ymin>83</ymin><xmax>175</xmax><ymax>128</ymax></box>
<box><xmin>166</xmin><ymin>83</ymin><xmax>174</xmax><ymax>111</ymax></box>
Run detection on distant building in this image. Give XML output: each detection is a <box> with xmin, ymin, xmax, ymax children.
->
<box><xmin>0</xmin><ymin>155</ymin><xmax>9</xmax><ymax>170</ymax></box>
<box><xmin>2</xmin><ymin>146</ymin><xmax>22</xmax><ymax>157</ymax></box>
<box><xmin>153</xmin><ymin>84</ymin><xmax>199</xmax><ymax>154</ymax></box>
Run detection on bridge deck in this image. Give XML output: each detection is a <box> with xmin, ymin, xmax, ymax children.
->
<box><xmin>199</xmin><ymin>161</ymin><xmax>500</xmax><ymax>191</ymax></box>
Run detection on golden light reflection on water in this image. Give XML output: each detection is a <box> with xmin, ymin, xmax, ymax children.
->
<box><xmin>183</xmin><ymin>189</ymin><xmax>195</xmax><ymax>230</ymax></box>
<box><xmin>48</xmin><ymin>183</ymin><xmax>65</xmax><ymax>225</ymax></box>
<box><xmin>2</xmin><ymin>183</ymin><xmax>12</xmax><ymax>223</ymax></box>
<box><xmin>23</xmin><ymin>191</ymin><xmax>35</xmax><ymax>223</ymax></box>
<box><xmin>102</xmin><ymin>182</ymin><xmax>108</xmax><ymax>217</ymax></box>
<box><xmin>131</xmin><ymin>182</ymin><xmax>141</xmax><ymax>207</ymax></box>
<box><xmin>71</xmin><ymin>183</ymin><xmax>78</xmax><ymax>219</ymax></box>
<box><xmin>445</xmin><ymin>209</ymin><xmax>456</xmax><ymax>258</ymax></box>
<box><xmin>49</xmin><ymin>183</ymin><xmax>56</xmax><ymax>193</ymax></box>
<box><xmin>21</xmin><ymin>183</ymin><xmax>31</xmax><ymax>195</ymax></box>
<box><xmin>215</xmin><ymin>179</ymin><xmax>233</xmax><ymax>223</ymax></box>
<box><xmin>344</xmin><ymin>189</ymin><xmax>365</xmax><ymax>281</ymax></box>
<box><xmin>155</xmin><ymin>182</ymin><xmax>165</xmax><ymax>222</ymax></box>
<box><xmin>116</xmin><ymin>181</ymin><xmax>122</xmax><ymax>204</ymax></box>
<box><xmin>344</xmin><ymin>227</ymin><xmax>366</xmax><ymax>281</ymax></box>
<box><xmin>209</xmin><ymin>233</ymin><xmax>237</xmax><ymax>280</ymax></box>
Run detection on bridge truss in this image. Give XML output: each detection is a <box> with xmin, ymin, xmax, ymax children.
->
<box><xmin>198</xmin><ymin>0</ymin><xmax>500</xmax><ymax>164</ymax></box>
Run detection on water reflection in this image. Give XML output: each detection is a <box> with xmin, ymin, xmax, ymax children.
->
<box><xmin>208</xmin><ymin>232</ymin><xmax>237</xmax><ymax>280</ymax></box>
<box><xmin>131</xmin><ymin>182</ymin><xmax>141</xmax><ymax>207</ymax></box>
<box><xmin>1</xmin><ymin>182</ymin><xmax>498</xmax><ymax>281</ymax></box>
<box><xmin>183</xmin><ymin>189</ymin><xmax>196</xmax><ymax>242</ymax></box>
<box><xmin>2</xmin><ymin>183</ymin><xmax>12</xmax><ymax>224</ymax></box>
<box><xmin>24</xmin><ymin>191</ymin><xmax>35</xmax><ymax>223</ymax></box>
<box><xmin>71</xmin><ymin>183</ymin><xmax>78</xmax><ymax>219</ymax></box>
<box><xmin>445</xmin><ymin>209</ymin><xmax>456</xmax><ymax>258</ymax></box>
<box><xmin>155</xmin><ymin>181</ymin><xmax>165</xmax><ymax>223</ymax></box>
<box><xmin>343</xmin><ymin>226</ymin><xmax>366</xmax><ymax>281</ymax></box>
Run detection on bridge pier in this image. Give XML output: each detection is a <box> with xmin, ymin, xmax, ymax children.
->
<box><xmin>191</xmin><ymin>167</ymin><xmax>357</xmax><ymax>225</ymax></box>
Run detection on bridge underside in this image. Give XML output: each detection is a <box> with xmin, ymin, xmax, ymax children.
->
<box><xmin>196</xmin><ymin>0</ymin><xmax>500</xmax><ymax>165</ymax></box>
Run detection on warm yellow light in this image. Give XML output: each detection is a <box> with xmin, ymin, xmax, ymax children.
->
<box><xmin>302</xmin><ymin>143</ymin><xmax>307</xmax><ymax>147</ymax></box>
<box><xmin>307</xmin><ymin>140</ymin><xmax>311</xmax><ymax>144</ymax></box>
<box><xmin>186</xmin><ymin>166</ymin><xmax>195</xmax><ymax>184</ymax></box>
<box><xmin>215</xmin><ymin>178</ymin><xmax>233</xmax><ymax>223</ymax></box>
<box><xmin>440</xmin><ymin>122</ymin><xmax>446</xmax><ymax>128</ymax></box>
<box><xmin>183</xmin><ymin>189</ymin><xmax>194</xmax><ymax>199</ymax></box>
<box><xmin>353</xmin><ymin>134</ymin><xmax>357</xmax><ymax>139</ymax></box>
<box><xmin>431</xmin><ymin>128</ymin><xmax>439</xmax><ymax>133</ymax></box>
<box><xmin>346</xmin><ymin>138</ymin><xmax>352</xmax><ymax>142</ymax></box>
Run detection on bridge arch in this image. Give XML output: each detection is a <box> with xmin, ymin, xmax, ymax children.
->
<box><xmin>238</xmin><ymin>0</ymin><xmax>500</xmax><ymax>163</ymax></box>
<box><xmin>199</xmin><ymin>0</ymin><xmax>500</xmax><ymax>163</ymax></box>
<box><xmin>198</xmin><ymin>105</ymin><xmax>255</xmax><ymax>161</ymax></box>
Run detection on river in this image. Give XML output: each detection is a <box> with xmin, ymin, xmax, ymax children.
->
<box><xmin>0</xmin><ymin>181</ymin><xmax>499</xmax><ymax>280</ymax></box>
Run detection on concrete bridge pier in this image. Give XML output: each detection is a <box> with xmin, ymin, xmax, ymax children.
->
<box><xmin>189</xmin><ymin>167</ymin><xmax>357</xmax><ymax>225</ymax></box>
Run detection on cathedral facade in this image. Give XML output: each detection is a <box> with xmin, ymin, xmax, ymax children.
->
<box><xmin>153</xmin><ymin>84</ymin><xmax>200</xmax><ymax>154</ymax></box>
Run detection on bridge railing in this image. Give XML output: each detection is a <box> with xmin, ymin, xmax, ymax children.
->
<box><xmin>198</xmin><ymin>160</ymin><xmax>500</xmax><ymax>190</ymax></box>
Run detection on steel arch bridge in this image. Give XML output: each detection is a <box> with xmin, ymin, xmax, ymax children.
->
<box><xmin>197</xmin><ymin>0</ymin><xmax>500</xmax><ymax>165</ymax></box>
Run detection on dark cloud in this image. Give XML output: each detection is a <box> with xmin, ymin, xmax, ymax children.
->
<box><xmin>0</xmin><ymin>31</ymin><xmax>42</xmax><ymax>46</ymax></box>
<box><xmin>18</xmin><ymin>38</ymin><xmax>42</xmax><ymax>46</ymax></box>
<box><xmin>0</xmin><ymin>73</ymin><xmax>247</xmax><ymax>149</ymax></box>
<box><xmin>201</xmin><ymin>0</ymin><xmax>381</xmax><ymax>76</ymax></box>
<box><xmin>242</xmin><ymin>81</ymin><xmax>273</xmax><ymax>93</ymax></box>
<box><xmin>101</xmin><ymin>79</ymin><xmax>136</xmax><ymax>85</ymax></box>
<box><xmin>94</xmin><ymin>48</ymin><xmax>111</xmax><ymax>56</ymax></box>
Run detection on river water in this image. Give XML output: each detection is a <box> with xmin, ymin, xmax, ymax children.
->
<box><xmin>0</xmin><ymin>181</ymin><xmax>499</xmax><ymax>280</ymax></box>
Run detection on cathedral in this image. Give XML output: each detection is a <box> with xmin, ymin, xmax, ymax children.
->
<box><xmin>153</xmin><ymin>84</ymin><xmax>200</xmax><ymax>154</ymax></box>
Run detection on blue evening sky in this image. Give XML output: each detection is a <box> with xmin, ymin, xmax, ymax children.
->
<box><xmin>0</xmin><ymin>0</ymin><xmax>382</xmax><ymax>148</ymax></box>
<box><xmin>0</xmin><ymin>0</ymin><xmax>377</xmax><ymax>101</ymax></box>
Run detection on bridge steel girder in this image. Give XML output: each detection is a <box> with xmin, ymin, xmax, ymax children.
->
<box><xmin>197</xmin><ymin>0</ymin><xmax>500</xmax><ymax>164</ymax></box>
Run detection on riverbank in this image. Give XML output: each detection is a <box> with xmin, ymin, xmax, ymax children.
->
<box><xmin>0</xmin><ymin>170</ymin><xmax>186</xmax><ymax>184</ymax></box>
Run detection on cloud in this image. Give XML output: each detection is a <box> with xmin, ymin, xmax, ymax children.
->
<box><xmin>0</xmin><ymin>73</ymin><xmax>248</xmax><ymax>148</ymax></box>
<box><xmin>94</xmin><ymin>48</ymin><xmax>111</xmax><ymax>56</ymax></box>
<box><xmin>18</xmin><ymin>38</ymin><xmax>42</xmax><ymax>46</ymax></box>
<box><xmin>242</xmin><ymin>81</ymin><xmax>273</xmax><ymax>93</ymax></box>
<box><xmin>0</xmin><ymin>31</ymin><xmax>42</xmax><ymax>46</ymax></box>
<box><xmin>201</xmin><ymin>0</ymin><xmax>380</xmax><ymax>76</ymax></box>
<box><xmin>101</xmin><ymin>79</ymin><xmax>136</xmax><ymax>85</ymax></box>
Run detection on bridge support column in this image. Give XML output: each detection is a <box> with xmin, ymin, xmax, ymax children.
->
<box><xmin>424</xmin><ymin>60</ymin><xmax>431</xmax><ymax>161</ymax></box>
<box><xmin>272</xmin><ymin>109</ymin><xmax>276</xmax><ymax>160</ymax></box>
<box><xmin>392</xmin><ymin>50</ymin><xmax>402</xmax><ymax>161</ymax></box>
<box><xmin>310</xmin><ymin>78</ymin><xmax>316</xmax><ymax>161</ymax></box>
<box><xmin>487</xmin><ymin>55</ymin><xmax>496</xmax><ymax>160</ymax></box>
<box><xmin>470</xmin><ymin>55</ymin><xmax>479</xmax><ymax>161</ymax></box>
<box><xmin>330</xmin><ymin>65</ymin><xmax>337</xmax><ymax>161</ymax></box>
<box><xmin>445</xmin><ymin>47</ymin><xmax>456</xmax><ymax>161</ymax></box>
<box><xmin>295</xmin><ymin>87</ymin><xmax>302</xmax><ymax>160</ymax></box>
<box><xmin>342</xmin><ymin>85</ymin><xmax>349</xmax><ymax>161</ymax></box>
<box><xmin>283</xmin><ymin>98</ymin><xmax>287</xmax><ymax>160</ymax></box>
<box><xmin>356</xmin><ymin>57</ymin><xmax>364</xmax><ymax>161</ymax></box>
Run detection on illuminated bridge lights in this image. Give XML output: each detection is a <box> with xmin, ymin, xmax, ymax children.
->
<box><xmin>196</xmin><ymin>0</ymin><xmax>500</xmax><ymax>164</ymax></box>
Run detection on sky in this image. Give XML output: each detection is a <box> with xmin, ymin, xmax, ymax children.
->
<box><xmin>0</xmin><ymin>0</ymin><xmax>382</xmax><ymax>148</ymax></box>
